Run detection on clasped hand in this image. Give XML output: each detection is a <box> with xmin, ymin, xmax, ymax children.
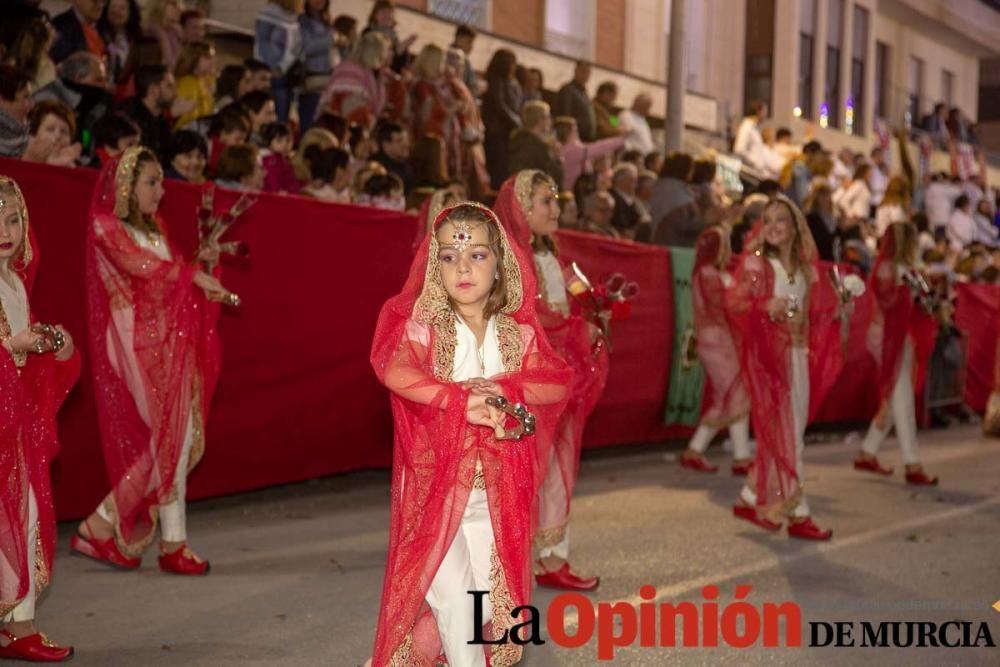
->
<box><xmin>463</xmin><ymin>378</ymin><xmax>507</xmax><ymax>435</ymax></box>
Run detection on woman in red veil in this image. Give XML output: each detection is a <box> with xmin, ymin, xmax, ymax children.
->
<box><xmin>854</xmin><ymin>221</ymin><xmax>939</xmax><ymax>485</ymax></box>
<box><xmin>727</xmin><ymin>195</ymin><xmax>842</xmax><ymax>540</ymax></box>
<box><xmin>679</xmin><ymin>225</ymin><xmax>752</xmax><ymax>475</ymax></box>
<box><xmin>494</xmin><ymin>170</ymin><xmax>610</xmax><ymax>590</ymax></box>
<box><xmin>72</xmin><ymin>147</ymin><xmax>234</xmax><ymax>575</ymax></box>
<box><xmin>0</xmin><ymin>177</ymin><xmax>79</xmax><ymax>662</ymax></box>
<box><xmin>368</xmin><ymin>202</ymin><xmax>569</xmax><ymax>666</ymax></box>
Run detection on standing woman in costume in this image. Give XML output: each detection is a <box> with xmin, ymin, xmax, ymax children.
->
<box><xmin>0</xmin><ymin>177</ymin><xmax>79</xmax><ymax>662</ymax></box>
<box><xmin>73</xmin><ymin>146</ymin><xmax>233</xmax><ymax>574</ymax></box>
<box><xmin>679</xmin><ymin>225</ymin><xmax>753</xmax><ymax>475</ymax></box>
<box><xmin>727</xmin><ymin>195</ymin><xmax>842</xmax><ymax>540</ymax></box>
<box><xmin>368</xmin><ymin>203</ymin><xmax>569</xmax><ymax>666</ymax></box>
<box><xmin>495</xmin><ymin>170</ymin><xmax>610</xmax><ymax>590</ymax></box>
<box><xmin>854</xmin><ymin>222</ymin><xmax>939</xmax><ymax>485</ymax></box>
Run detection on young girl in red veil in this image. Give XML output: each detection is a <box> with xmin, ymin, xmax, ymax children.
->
<box><xmin>494</xmin><ymin>170</ymin><xmax>610</xmax><ymax>590</ymax></box>
<box><xmin>368</xmin><ymin>202</ymin><xmax>569</xmax><ymax>666</ymax></box>
<box><xmin>72</xmin><ymin>146</ymin><xmax>235</xmax><ymax>575</ymax></box>
<box><xmin>727</xmin><ymin>195</ymin><xmax>843</xmax><ymax>540</ymax></box>
<box><xmin>854</xmin><ymin>221</ymin><xmax>939</xmax><ymax>485</ymax></box>
<box><xmin>680</xmin><ymin>225</ymin><xmax>753</xmax><ymax>475</ymax></box>
<box><xmin>0</xmin><ymin>177</ymin><xmax>80</xmax><ymax>662</ymax></box>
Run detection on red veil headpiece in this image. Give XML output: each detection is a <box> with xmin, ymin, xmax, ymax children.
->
<box><xmin>84</xmin><ymin>147</ymin><xmax>221</xmax><ymax>557</ymax></box>
<box><xmin>369</xmin><ymin>202</ymin><xmax>569</xmax><ymax>665</ymax></box>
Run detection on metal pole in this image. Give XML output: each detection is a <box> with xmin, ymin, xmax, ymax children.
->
<box><xmin>665</xmin><ymin>0</ymin><xmax>686</xmax><ymax>152</ymax></box>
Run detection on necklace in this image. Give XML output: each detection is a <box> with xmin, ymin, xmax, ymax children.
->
<box><xmin>477</xmin><ymin>342</ymin><xmax>486</xmax><ymax>373</ymax></box>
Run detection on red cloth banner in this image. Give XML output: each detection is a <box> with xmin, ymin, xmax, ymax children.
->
<box><xmin>954</xmin><ymin>282</ymin><xmax>1000</xmax><ymax>412</ymax></box>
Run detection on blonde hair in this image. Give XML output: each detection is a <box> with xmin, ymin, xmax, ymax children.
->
<box><xmin>354</xmin><ymin>31</ymin><xmax>389</xmax><ymax>70</ymax></box>
<box><xmin>889</xmin><ymin>221</ymin><xmax>918</xmax><ymax>266</ymax></box>
<box><xmin>143</xmin><ymin>0</ymin><xmax>179</xmax><ymax>27</ymax></box>
<box><xmin>174</xmin><ymin>41</ymin><xmax>214</xmax><ymax>79</ymax></box>
<box><xmin>436</xmin><ymin>205</ymin><xmax>509</xmax><ymax>320</ymax></box>
<box><xmin>521</xmin><ymin>100</ymin><xmax>550</xmax><ymax>130</ymax></box>
<box><xmin>293</xmin><ymin>127</ymin><xmax>339</xmax><ymax>182</ymax></box>
<box><xmin>413</xmin><ymin>44</ymin><xmax>444</xmax><ymax>80</ymax></box>
<box><xmin>880</xmin><ymin>175</ymin><xmax>911</xmax><ymax>209</ymax></box>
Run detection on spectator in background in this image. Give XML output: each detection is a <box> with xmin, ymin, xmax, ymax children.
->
<box><xmin>451</xmin><ymin>24</ymin><xmax>480</xmax><ymax>96</ymax></box>
<box><xmin>206</xmin><ymin>102</ymin><xmax>251</xmax><ymax>175</ymax></box>
<box><xmin>593</xmin><ymin>81</ymin><xmax>621</xmax><ymax>140</ymax></box>
<box><xmin>180</xmin><ymin>9</ymin><xmax>207</xmax><ymax>45</ymax></box>
<box><xmin>581</xmin><ymin>191</ymin><xmax>620</xmax><ymax>239</ymax></box>
<box><xmin>0</xmin><ymin>66</ymin><xmax>33</xmax><ymax>158</ymax></box>
<box><xmin>868</xmin><ymin>146</ymin><xmax>889</xmax><ymax>208</ymax></box>
<box><xmin>922</xmin><ymin>103</ymin><xmax>949</xmax><ymax>147</ymax></box>
<box><xmin>358</xmin><ymin>171</ymin><xmax>405</xmax><ymax>210</ymax></box>
<box><xmin>173</xmin><ymin>41</ymin><xmax>217</xmax><ymax>129</ymax></box>
<box><xmin>445</xmin><ymin>47</ymin><xmax>489</xmax><ymax>200</ymax></box>
<box><xmin>364</xmin><ymin>0</ymin><xmax>416</xmax><ymax>74</ymax></box>
<box><xmin>215</xmin><ymin>64</ymin><xmax>251</xmax><ymax>110</ymax></box>
<box><xmin>411</xmin><ymin>44</ymin><xmax>460</xmax><ymax>181</ymax></box>
<box><xmin>636</xmin><ymin>169</ymin><xmax>656</xmax><ymax>224</ymax></box>
<box><xmin>874</xmin><ymin>175</ymin><xmax>910</xmax><ymax>238</ymax></box>
<box><xmin>347</xmin><ymin>124</ymin><xmax>374</xmax><ymax>172</ymax></box>
<box><xmin>372</xmin><ymin>121</ymin><xmax>414</xmax><ymax>194</ymax></box>
<box><xmin>923</xmin><ymin>172</ymin><xmax>961</xmax><ymax>231</ymax></box>
<box><xmin>973</xmin><ymin>198</ymin><xmax>999</xmax><ymax>246</ymax></box>
<box><xmin>609</xmin><ymin>162</ymin><xmax>643</xmax><ymax>238</ymax></box>
<box><xmin>652</xmin><ymin>151</ymin><xmax>703</xmax><ymax>247</ymax></box>
<box><xmin>300</xmin><ymin>144</ymin><xmax>351</xmax><ymax>201</ymax></box>
<box><xmin>244</xmin><ymin>58</ymin><xmax>273</xmax><ymax>93</ymax></box>
<box><xmin>3</xmin><ymin>18</ymin><xmax>58</xmax><ymax>90</ymax></box>
<box><xmin>298</xmin><ymin>0</ymin><xmax>334</xmax><ymax>131</ymax></box>
<box><xmin>216</xmin><ymin>144</ymin><xmax>265</xmax><ymax>191</ymax></box>
<box><xmin>240</xmin><ymin>90</ymin><xmax>278</xmax><ymax>146</ymax></box>
<box><xmin>121</xmin><ymin>64</ymin><xmax>175</xmax><ymax>162</ymax></box>
<box><xmin>322</xmin><ymin>31</ymin><xmax>388</xmax><ymax>129</ymax></box>
<box><xmin>90</xmin><ymin>112</ymin><xmax>140</xmax><ymax>166</ymax></box>
<box><xmin>644</xmin><ymin>151</ymin><xmax>664</xmax><ymax>175</ymax></box>
<box><xmin>50</xmin><ymin>0</ymin><xmax>107</xmax><ymax>63</ymax></box>
<box><xmin>332</xmin><ymin>15</ymin><xmax>358</xmax><ymax>64</ymax></box>
<box><xmin>946</xmin><ymin>194</ymin><xmax>975</xmax><ymax>253</ymax></box>
<box><xmin>555</xmin><ymin>60</ymin><xmax>595</xmax><ymax>141</ymax></box>
<box><xmin>98</xmin><ymin>0</ymin><xmax>142</xmax><ymax>87</ymax></box>
<box><xmin>143</xmin><ymin>0</ymin><xmax>183</xmax><ymax>68</ymax></box>
<box><xmin>35</xmin><ymin>52</ymin><xmax>110</xmax><ymax>146</ymax></box>
<box><xmin>803</xmin><ymin>178</ymin><xmax>838</xmax><ymax>262</ymax></box>
<box><xmin>838</xmin><ymin>162</ymin><xmax>872</xmax><ymax>227</ymax></box>
<box><xmin>509</xmin><ymin>100</ymin><xmax>563</xmax><ymax>186</ymax></box>
<box><xmin>254</xmin><ymin>0</ymin><xmax>304</xmax><ymax>123</ymax></box>
<box><xmin>517</xmin><ymin>66</ymin><xmax>544</xmax><ymax>106</ymax></box>
<box><xmin>164</xmin><ymin>129</ymin><xmax>208</xmax><ymax>183</ymax></box>
<box><xmin>26</xmin><ymin>98</ymin><xmax>81</xmax><ymax>166</ymax></box>
<box><xmin>733</xmin><ymin>99</ymin><xmax>769</xmax><ymax>175</ymax></box>
<box><xmin>412</xmin><ymin>134</ymin><xmax>449</xmax><ymax>191</ymax></box>
<box><xmin>783</xmin><ymin>140</ymin><xmax>826</xmax><ymax>206</ymax></box>
<box><xmin>618</xmin><ymin>93</ymin><xmax>655</xmax><ymax>155</ymax></box>
<box><xmin>259</xmin><ymin>121</ymin><xmax>300</xmax><ymax>193</ymax></box>
<box><xmin>292</xmin><ymin>125</ymin><xmax>338</xmax><ymax>182</ymax></box>
<box><xmin>831</xmin><ymin>146</ymin><xmax>854</xmax><ymax>191</ymax></box>
<box><xmin>481</xmin><ymin>48</ymin><xmax>522</xmax><ymax>189</ymax></box>
<box><xmin>554</xmin><ymin>115</ymin><xmax>626</xmax><ymax>191</ymax></box>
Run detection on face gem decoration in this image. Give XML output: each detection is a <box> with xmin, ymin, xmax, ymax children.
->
<box><xmin>451</xmin><ymin>220</ymin><xmax>475</xmax><ymax>254</ymax></box>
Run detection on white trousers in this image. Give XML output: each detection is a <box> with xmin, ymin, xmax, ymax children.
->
<box><xmin>537</xmin><ymin>448</ymin><xmax>570</xmax><ymax>560</ymax></box>
<box><xmin>97</xmin><ymin>411</ymin><xmax>195</xmax><ymax>543</ymax></box>
<box><xmin>425</xmin><ymin>488</ymin><xmax>495</xmax><ymax>667</ymax></box>
<box><xmin>862</xmin><ymin>341</ymin><xmax>920</xmax><ymax>465</ymax></box>
<box><xmin>689</xmin><ymin>415</ymin><xmax>752</xmax><ymax>460</ymax></box>
<box><xmin>740</xmin><ymin>348</ymin><xmax>811</xmax><ymax>518</ymax></box>
<box><xmin>4</xmin><ymin>488</ymin><xmax>38</xmax><ymax>623</ymax></box>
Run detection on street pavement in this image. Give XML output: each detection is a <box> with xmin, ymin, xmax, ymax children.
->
<box><xmin>37</xmin><ymin>425</ymin><xmax>1000</xmax><ymax>666</ymax></box>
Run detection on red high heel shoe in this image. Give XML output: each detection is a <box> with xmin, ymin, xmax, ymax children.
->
<box><xmin>680</xmin><ymin>453</ymin><xmax>718</xmax><ymax>473</ymax></box>
<box><xmin>534</xmin><ymin>561</ymin><xmax>598</xmax><ymax>591</ymax></box>
<box><xmin>70</xmin><ymin>522</ymin><xmax>140</xmax><ymax>570</ymax></box>
<box><xmin>853</xmin><ymin>456</ymin><xmax>894</xmax><ymax>476</ymax></box>
<box><xmin>732</xmin><ymin>503</ymin><xmax>782</xmax><ymax>531</ymax></box>
<box><xmin>0</xmin><ymin>630</ymin><xmax>73</xmax><ymax>662</ymax></box>
<box><xmin>905</xmin><ymin>469</ymin><xmax>939</xmax><ymax>486</ymax></box>
<box><xmin>158</xmin><ymin>543</ymin><xmax>210</xmax><ymax>576</ymax></box>
<box><xmin>787</xmin><ymin>517</ymin><xmax>832</xmax><ymax>541</ymax></box>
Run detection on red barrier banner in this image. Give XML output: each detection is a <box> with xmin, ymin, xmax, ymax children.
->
<box><xmin>954</xmin><ymin>282</ymin><xmax>1000</xmax><ymax>412</ymax></box>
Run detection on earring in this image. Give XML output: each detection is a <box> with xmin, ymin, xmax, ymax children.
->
<box><xmin>495</xmin><ymin>271</ymin><xmax>500</xmax><ymax>280</ymax></box>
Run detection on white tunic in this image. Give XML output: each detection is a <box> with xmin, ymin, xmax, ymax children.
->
<box><xmin>534</xmin><ymin>251</ymin><xmax>568</xmax><ymax>311</ymax></box>
<box><xmin>0</xmin><ymin>271</ymin><xmax>29</xmax><ymax>339</ymax></box>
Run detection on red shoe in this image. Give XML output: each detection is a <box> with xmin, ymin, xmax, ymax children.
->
<box><xmin>853</xmin><ymin>456</ymin><xmax>894</xmax><ymax>476</ymax></box>
<box><xmin>680</xmin><ymin>453</ymin><xmax>718</xmax><ymax>473</ymax></box>
<box><xmin>0</xmin><ymin>630</ymin><xmax>73</xmax><ymax>662</ymax></box>
<box><xmin>905</xmin><ymin>469</ymin><xmax>939</xmax><ymax>486</ymax></box>
<box><xmin>732</xmin><ymin>503</ymin><xmax>782</xmax><ymax>531</ymax></box>
<box><xmin>731</xmin><ymin>461</ymin><xmax>752</xmax><ymax>476</ymax></box>
<box><xmin>534</xmin><ymin>562</ymin><xmax>598</xmax><ymax>591</ymax></box>
<box><xmin>787</xmin><ymin>517</ymin><xmax>832</xmax><ymax>541</ymax></box>
<box><xmin>158</xmin><ymin>543</ymin><xmax>210</xmax><ymax>576</ymax></box>
<box><xmin>70</xmin><ymin>532</ymin><xmax>140</xmax><ymax>570</ymax></box>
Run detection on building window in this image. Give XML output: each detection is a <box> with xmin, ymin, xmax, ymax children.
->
<box><xmin>797</xmin><ymin>0</ymin><xmax>816</xmax><ymax>119</ymax></box>
<box><xmin>942</xmin><ymin>69</ymin><xmax>955</xmax><ymax>106</ymax></box>
<box><xmin>743</xmin><ymin>0</ymin><xmax>775</xmax><ymax>115</ymax></box>
<box><xmin>848</xmin><ymin>5</ymin><xmax>869</xmax><ymax>135</ymax></box>
<box><xmin>874</xmin><ymin>41</ymin><xmax>889</xmax><ymax>120</ymax></box>
<box><xmin>428</xmin><ymin>0</ymin><xmax>490</xmax><ymax>30</ymax></box>
<box><xmin>544</xmin><ymin>0</ymin><xmax>595</xmax><ymax>60</ymax></box>
<box><xmin>908</xmin><ymin>56</ymin><xmax>924</xmax><ymax>127</ymax></box>
<box><xmin>823</xmin><ymin>0</ymin><xmax>843</xmax><ymax>128</ymax></box>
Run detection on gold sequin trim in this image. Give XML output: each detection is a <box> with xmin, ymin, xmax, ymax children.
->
<box><xmin>113</xmin><ymin>146</ymin><xmax>146</xmax><ymax>218</ymax></box>
<box><xmin>488</xmin><ymin>546</ymin><xmax>523</xmax><ymax>666</ymax></box>
<box><xmin>0</xmin><ymin>297</ymin><xmax>26</xmax><ymax>369</ymax></box>
<box><xmin>387</xmin><ymin>632</ymin><xmax>434</xmax><ymax>667</ymax></box>
<box><xmin>472</xmin><ymin>465</ymin><xmax>486</xmax><ymax>489</ymax></box>
<box><xmin>534</xmin><ymin>521</ymin><xmax>568</xmax><ymax>550</ymax></box>
<box><xmin>514</xmin><ymin>170</ymin><xmax>538</xmax><ymax>216</ymax></box>
<box><xmin>495</xmin><ymin>314</ymin><xmax>523</xmax><ymax>374</ymax></box>
<box><xmin>33</xmin><ymin>523</ymin><xmax>49</xmax><ymax>595</ymax></box>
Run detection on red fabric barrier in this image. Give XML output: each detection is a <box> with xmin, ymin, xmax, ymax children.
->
<box><xmin>3</xmin><ymin>157</ymin><xmax>996</xmax><ymax>518</ymax></box>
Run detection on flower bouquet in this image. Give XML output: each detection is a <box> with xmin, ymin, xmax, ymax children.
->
<box><xmin>196</xmin><ymin>184</ymin><xmax>255</xmax><ymax>307</ymax></box>
<box><xmin>564</xmin><ymin>262</ymin><xmax>639</xmax><ymax>351</ymax></box>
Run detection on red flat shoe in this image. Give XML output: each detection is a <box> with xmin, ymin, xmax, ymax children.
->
<box><xmin>158</xmin><ymin>543</ymin><xmax>210</xmax><ymax>576</ymax></box>
<box><xmin>905</xmin><ymin>470</ymin><xmax>939</xmax><ymax>486</ymax></box>
<box><xmin>0</xmin><ymin>630</ymin><xmax>73</xmax><ymax>662</ymax></box>
<box><xmin>732</xmin><ymin>503</ymin><xmax>782</xmax><ymax>531</ymax></box>
<box><xmin>70</xmin><ymin>532</ymin><xmax>140</xmax><ymax>570</ymax></box>
<box><xmin>787</xmin><ymin>517</ymin><xmax>832</xmax><ymax>541</ymax></box>
<box><xmin>534</xmin><ymin>562</ymin><xmax>598</xmax><ymax>591</ymax></box>
<box><xmin>731</xmin><ymin>461</ymin><xmax>752</xmax><ymax>477</ymax></box>
<box><xmin>680</xmin><ymin>454</ymin><xmax>718</xmax><ymax>473</ymax></box>
<box><xmin>853</xmin><ymin>456</ymin><xmax>893</xmax><ymax>476</ymax></box>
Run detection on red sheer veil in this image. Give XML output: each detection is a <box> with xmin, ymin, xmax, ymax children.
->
<box><xmin>84</xmin><ymin>146</ymin><xmax>221</xmax><ymax>557</ymax></box>
<box><xmin>370</xmin><ymin>202</ymin><xmax>569</xmax><ymax>665</ymax></box>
